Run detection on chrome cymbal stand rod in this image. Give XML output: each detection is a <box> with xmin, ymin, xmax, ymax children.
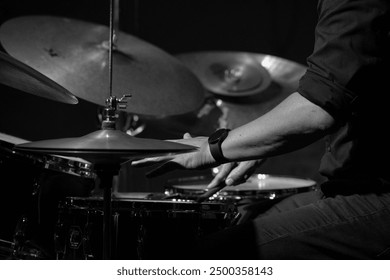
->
<box><xmin>100</xmin><ymin>94</ymin><xmax>130</xmax><ymax>260</ymax></box>
<box><xmin>100</xmin><ymin>0</ymin><xmax>132</xmax><ymax>260</ymax></box>
<box><xmin>108</xmin><ymin>0</ymin><xmax>115</xmax><ymax>98</ymax></box>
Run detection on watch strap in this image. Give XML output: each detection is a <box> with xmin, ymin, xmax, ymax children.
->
<box><xmin>209</xmin><ymin>129</ymin><xmax>230</xmax><ymax>163</ymax></box>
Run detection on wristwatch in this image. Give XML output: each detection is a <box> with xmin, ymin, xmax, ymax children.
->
<box><xmin>208</xmin><ymin>128</ymin><xmax>230</xmax><ymax>163</ymax></box>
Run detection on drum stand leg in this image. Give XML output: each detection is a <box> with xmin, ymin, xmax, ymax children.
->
<box><xmin>95</xmin><ymin>164</ymin><xmax>120</xmax><ymax>260</ymax></box>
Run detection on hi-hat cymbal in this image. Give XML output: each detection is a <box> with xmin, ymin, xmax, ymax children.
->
<box><xmin>0</xmin><ymin>16</ymin><xmax>205</xmax><ymax>117</ymax></box>
<box><xmin>0</xmin><ymin>51</ymin><xmax>78</xmax><ymax>104</ymax></box>
<box><xmin>14</xmin><ymin>129</ymin><xmax>196</xmax><ymax>165</ymax></box>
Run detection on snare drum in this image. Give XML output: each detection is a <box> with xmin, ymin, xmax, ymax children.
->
<box><xmin>166</xmin><ymin>174</ymin><xmax>317</xmax><ymax>202</ymax></box>
<box><xmin>55</xmin><ymin>195</ymin><xmax>238</xmax><ymax>260</ymax></box>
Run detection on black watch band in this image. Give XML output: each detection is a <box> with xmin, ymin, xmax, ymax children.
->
<box><xmin>208</xmin><ymin>128</ymin><xmax>230</xmax><ymax>163</ymax></box>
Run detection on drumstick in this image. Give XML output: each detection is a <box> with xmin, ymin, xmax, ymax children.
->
<box><xmin>195</xmin><ymin>181</ymin><xmax>226</xmax><ymax>203</ymax></box>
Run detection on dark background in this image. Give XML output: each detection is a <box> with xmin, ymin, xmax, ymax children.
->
<box><xmin>0</xmin><ymin>0</ymin><xmax>324</xmax><ymax>192</ymax></box>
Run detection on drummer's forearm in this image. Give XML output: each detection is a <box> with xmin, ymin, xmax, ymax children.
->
<box><xmin>220</xmin><ymin>92</ymin><xmax>335</xmax><ymax>162</ymax></box>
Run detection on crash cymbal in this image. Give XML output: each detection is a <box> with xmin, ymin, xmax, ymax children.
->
<box><xmin>0</xmin><ymin>16</ymin><xmax>205</xmax><ymax>116</ymax></box>
<box><xmin>0</xmin><ymin>51</ymin><xmax>78</xmax><ymax>104</ymax></box>
<box><xmin>14</xmin><ymin>129</ymin><xmax>196</xmax><ymax>165</ymax></box>
<box><xmin>175</xmin><ymin>51</ymin><xmax>307</xmax><ymax>97</ymax></box>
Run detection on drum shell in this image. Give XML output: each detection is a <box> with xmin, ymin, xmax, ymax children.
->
<box><xmin>55</xmin><ymin>196</ymin><xmax>238</xmax><ymax>260</ymax></box>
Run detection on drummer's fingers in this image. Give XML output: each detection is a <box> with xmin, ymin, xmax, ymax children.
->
<box><xmin>207</xmin><ymin>162</ymin><xmax>236</xmax><ymax>188</ymax></box>
<box><xmin>225</xmin><ymin>160</ymin><xmax>260</xmax><ymax>186</ymax></box>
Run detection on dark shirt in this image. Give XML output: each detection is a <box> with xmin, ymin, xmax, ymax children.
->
<box><xmin>298</xmin><ymin>0</ymin><xmax>390</xmax><ymax>190</ymax></box>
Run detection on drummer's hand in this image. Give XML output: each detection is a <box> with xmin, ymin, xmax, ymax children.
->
<box><xmin>131</xmin><ymin>133</ymin><xmax>216</xmax><ymax>176</ymax></box>
<box><xmin>207</xmin><ymin>159</ymin><xmax>265</xmax><ymax>188</ymax></box>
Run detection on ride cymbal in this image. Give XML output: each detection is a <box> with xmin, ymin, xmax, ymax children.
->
<box><xmin>0</xmin><ymin>16</ymin><xmax>205</xmax><ymax>116</ymax></box>
<box><xmin>0</xmin><ymin>51</ymin><xmax>78</xmax><ymax>104</ymax></box>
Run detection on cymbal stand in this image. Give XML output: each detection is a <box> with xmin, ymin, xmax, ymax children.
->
<box><xmin>97</xmin><ymin>0</ymin><xmax>126</xmax><ymax>260</ymax></box>
<box><xmin>98</xmin><ymin>94</ymin><xmax>130</xmax><ymax>260</ymax></box>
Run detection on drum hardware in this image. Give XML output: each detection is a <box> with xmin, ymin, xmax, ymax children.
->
<box><xmin>0</xmin><ymin>238</ymin><xmax>42</xmax><ymax>260</ymax></box>
<box><xmin>0</xmin><ymin>51</ymin><xmax>78</xmax><ymax>104</ymax></box>
<box><xmin>0</xmin><ymin>239</ymin><xmax>14</xmax><ymax>259</ymax></box>
<box><xmin>39</xmin><ymin>154</ymin><xmax>96</xmax><ymax>179</ymax></box>
<box><xmin>97</xmin><ymin>108</ymin><xmax>146</xmax><ymax>137</ymax></box>
<box><xmin>0</xmin><ymin>217</ymin><xmax>46</xmax><ymax>260</ymax></box>
<box><xmin>0</xmin><ymin>132</ymin><xmax>96</xmax><ymax>179</ymax></box>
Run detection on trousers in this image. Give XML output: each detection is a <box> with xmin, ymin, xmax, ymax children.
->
<box><xmin>190</xmin><ymin>188</ymin><xmax>390</xmax><ymax>259</ymax></box>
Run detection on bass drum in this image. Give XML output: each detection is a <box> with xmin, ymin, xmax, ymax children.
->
<box><xmin>55</xmin><ymin>194</ymin><xmax>238</xmax><ymax>260</ymax></box>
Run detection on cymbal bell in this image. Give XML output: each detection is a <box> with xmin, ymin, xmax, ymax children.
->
<box><xmin>14</xmin><ymin>129</ymin><xmax>196</xmax><ymax>165</ymax></box>
<box><xmin>0</xmin><ymin>16</ymin><xmax>205</xmax><ymax>117</ymax></box>
<box><xmin>0</xmin><ymin>51</ymin><xmax>78</xmax><ymax>104</ymax></box>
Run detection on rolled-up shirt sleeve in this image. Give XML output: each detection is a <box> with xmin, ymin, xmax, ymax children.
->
<box><xmin>298</xmin><ymin>0</ymin><xmax>390</xmax><ymax>121</ymax></box>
